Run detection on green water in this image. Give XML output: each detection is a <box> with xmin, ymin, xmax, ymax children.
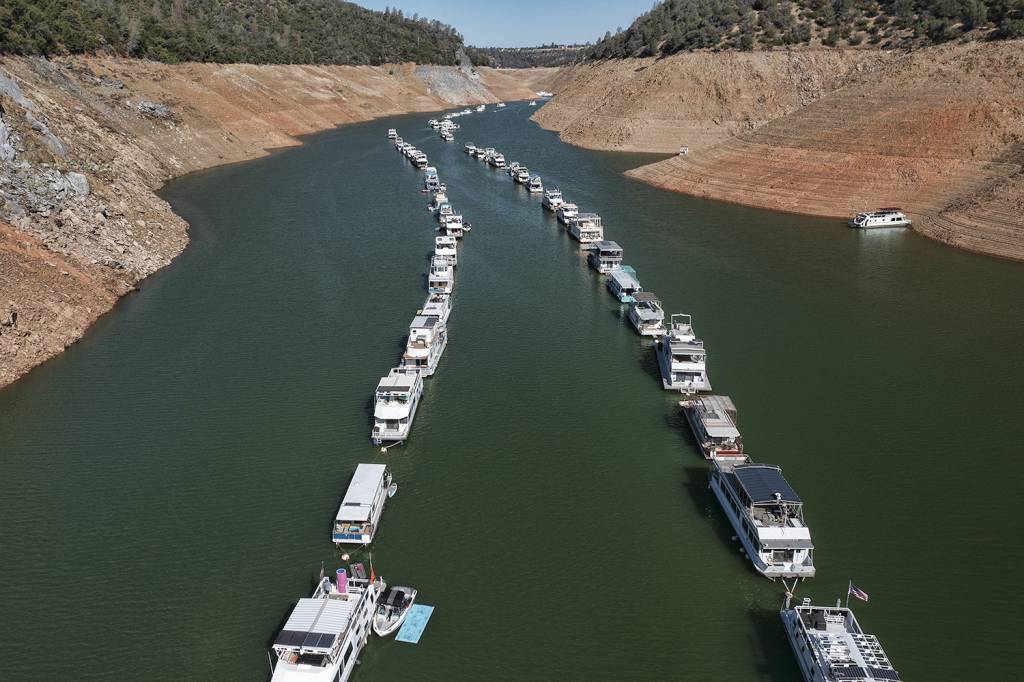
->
<box><xmin>2</xmin><ymin>103</ymin><xmax>1023</xmax><ymax>680</ymax></box>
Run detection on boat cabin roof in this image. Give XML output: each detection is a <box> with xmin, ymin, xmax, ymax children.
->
<box><xmin>410</xmin><ymin>315</ymin><xmax>439</xmax><ymax>329</ymax></box>
<box><xmin>732</xmin><ymin>464</ymin><xmax>801</xmax><ymax>505</ymax></box>
<box><xmin>337</xmin><ymin>463</ymin><xmax>387</xmax><ymax>521</ymax></box>
<box><xmin>609</xmin><ymin>269</ymin><xmax>641</xmax><ymax>289</ymax></box>
<box><xmin>594</xmin><ymin>240</ymin><xmax>621</xmax><ymax>253</ymax></box>
<box><xmin>276</xmin><ymin>597</ymin><xmax>357</xmax><ymax>652</ymax></box>
<box><xmin>377</xmin><ymin>370</ymin><xmax>416</xmax><ymax>393</ymax></box>
<box><xmin>694</xmin><ymin>395</ymin><xmax>738</xmax><ymax>438</ymax></box>
<box><xmin>633</xmin><ymin>291</ymin><xmax>660</xmax><ymax>304</ymax></box>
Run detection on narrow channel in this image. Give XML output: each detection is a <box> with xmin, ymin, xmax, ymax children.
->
<box><xmin>1</xmin><ymin>103</ymin><xmax>1022</xmax><ymax>679</ymax></box>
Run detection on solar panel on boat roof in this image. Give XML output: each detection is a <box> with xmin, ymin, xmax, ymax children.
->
<box><xmin>275</xmin><ymin>630</ymin><xmax>307</xmax><ymax>647</ymax></box>
<box><xmin>734</xmin><ymin>465</ymin><xmax>801</xmax><ymax>504</ymax></box>
<box><xmin>833</xmin><ymin>667</ymin><xmax>868</xmax><ymax>680</ymax></box>
<box><xmin>869</xmin><ymin>668</ymin><xmax>902</xmax><ymax>680</ymax></box>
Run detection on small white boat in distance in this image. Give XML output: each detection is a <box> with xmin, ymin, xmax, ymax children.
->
<box><xmin>401</xmin><ymin>315</ymin><xmax>448</xmax><ymax>376</ymax></box>
<box><xmin>333</xmin><ymin>463</ymin><xmax>393</xmax><ymax>545</ymax></box>
<box><xmin>269</xmin><ymin>568</ymin><xmax>383</xmax><ymax>682</ymax></box>
<box><xmin>848</xmin><ymin>208</ymin><xmax>911</xmax><ymax>228</ymax></box>
<box><xmin>464</xmin><ymin>142</ymin><xmax>477</xmax><ymax>155</ymax></box>
<box><xmin>710</xmin><ymin>457</ymin><xmax>816</xmax><ymax>579</ymax></box>
<box><xmin>781</xmin><ymin>599</ymin><xmax>902</xmax><ymax>682</ymax></box>
<box><xmin>420</xmin><ymin>292</ymin><xmax>452</xmax><ymax>325</ymax></box>
<box><xmin>476</xmin><ymin>104</ymin><xmax>486</xmax><ymax>112</ymax></box>
<box><xmin>440</xmin><ymin>130</ymin><xmax>454</xmax><ymax>142</ymax></box>
<box><xmin>607</xmin><ymin>266</ymin><xmax>642</xmax><ymax>303</ymax></box>
<box><xmin>413</xmin><ymin>153</ymin><xmax>428</xmax><ymax>168</ymax></box>
<box><xmin>528</xmin><ymin>175</ymin><xmax>544</xmax><ymax>193</ymax></box>
<box><xmin>656</xmin><ymin>314</ymin><xmax>711</xmax><ymax>392</ymax></box>
<box><xmin>373</xmin><ymin>585</ymin><xmax>418</xmax><ymax>637</ymax></box>
<box><xmin>528</xmin><ymin>100</ymin><xmax>537</xmax><ymax>106</ymax></box>
<box><xmin>587</xmin><ymin>240</ymin><xmax>622</xmax><ymax>272</ymax></box>
<box><xmin>429</xmin><ymin>256</ymin><xmax>455</xmax><ymax>294</ymax></box>
<box><xmin>496</xmin><ymin>102</ymin><xmax>506</xmax><ymax>107</ymax></box>
<box><xmin>542</xmin><ymin>188</ymin><xmax>563</xmax><ymax>211</ymax></box>
<box><xmin>556</xmin><ymin>203</ymin><xmax>579</xmax><ymax>225</ymax></box>
<box><xmin>427</xmin><ymin>118</ymin><xmax>440</xmax><ymax>128</ymax></box>
<box><xmin>387</xmin><ymin>128</ymin><xmax>397</xmax><ymax>139</ymax></box>
<box><xmin>680</xmin><ymin>394</ymin><xmax>742</xmax><ymax>460</ymax></box>
<box><xmin>627</xmin><ymin>292</ymin><xmax>665</xmax><ymax>336</ymax></box>
<box><xmin>372</xmin><ymin>368</ymin><xmax>423</xmax><ymax>445</ymax></box>
<box><xmin>572</xmin><ymin>215</ymin><xmax>605</xmax><ymax>247</ymax></box>
<box><xmin>394</xmin><ymin>136</ymin><xmax>404</xmax><ymax>149</ymax></box>
<box><xmin>489</xmin><ymin>153</ymin><xmax>506</xmax><ymax>169</ymax></box>
<box><xmin>514</xmin><ymin>167</ymin><xmax>530</xmax><ymax>184</ymax></box>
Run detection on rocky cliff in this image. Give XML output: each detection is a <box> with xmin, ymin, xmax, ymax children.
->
<box><xmin>533</xmin><ymin>42</ymin><xmax>1024</xmax><ymax>261</ymax></box>
<box><xmin>0</xmin><ymin>57</ymin><xmax>552</xmax><ymax>389</ymax></box>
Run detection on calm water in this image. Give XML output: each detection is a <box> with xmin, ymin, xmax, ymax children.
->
<box><xmin>2</xmin><ymin>103</ymin><xmax>1023</xmax><ymax>680</ymax></box>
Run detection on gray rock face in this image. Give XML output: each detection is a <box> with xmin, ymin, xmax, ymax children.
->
<box><xmin>0</xmin><ymin>114</ymin><xmax>15</xmax><ymax>163</ymax></box>
<box><xmin>24</xmin><ymin>111</ymin><xmax>67</xmax><ymax>158</ymax></box>
<box><xmin>65</xmin><ymin>172</ymin><xmax>89</xmax><ymax>196</ymax></box>
<box><xmin>137</xmin><ymin>101</ymin><xmax>171</xmax><ymax>119</ymax></box>
<box><xmin>0</xmin><ymin>71</ymin><xmax>37</xmax><ymax>111</ymax></box>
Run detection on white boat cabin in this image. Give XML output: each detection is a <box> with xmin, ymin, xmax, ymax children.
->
<box><xmin>333</xmin><ymin>463</ymin><xmax>392</xmax><ymax>545</ymax></box>
<box><xmin>587</xmin><ymin>239</ymin><xmax>622</xmax><ymax>272</ymax></box>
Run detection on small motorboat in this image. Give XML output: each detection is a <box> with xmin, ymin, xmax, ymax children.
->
<box><xmin>388</xmin><ymin>482</ymin><xmax>398</xmax><ymax>498</ymax></box>
<box><xmin>373</xmin><ymin>585</ymin><xmax>418</xmax><ymax>637</ymax></box>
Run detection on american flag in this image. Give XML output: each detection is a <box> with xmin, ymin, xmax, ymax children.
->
<box><xmin>848</xmin><ymin>582</ymin><xmax>870</xmax><ymax>602</ymax></box>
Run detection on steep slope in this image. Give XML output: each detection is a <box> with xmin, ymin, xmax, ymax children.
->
<box><xmin>0</xmin><ymin>57</ymin><xmax>547</xmax><ymax>388</ymax></box>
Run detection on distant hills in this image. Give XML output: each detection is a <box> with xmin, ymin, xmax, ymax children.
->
<box><xmin>588</xmin><ymin>0</ymin><xmax>1024</xmax><ymax>57</ymax></box>
<box><xmin>465</xmin><ymin>44</ymin><xmax>587</xmax><ymax>68</ymax></box>
<box><xmin>0</xmin><ymin>0</ymin><xmax>464</xmax><ymax>65</ymax></box>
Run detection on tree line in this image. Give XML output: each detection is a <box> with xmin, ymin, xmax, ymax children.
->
<box><xmin>464</xmin><ymin>45</ymin><xmax>588</xmax><ymax>68</ymax></box>
<box><xmin>0</xmin><ymin>0</ymin><xmax>466</xmax><ymax>65</ymax></box>
<box><xmin>587</xmin><ymin>0</ymin><xmax>1024</xmax><ymax>57</ymax></box>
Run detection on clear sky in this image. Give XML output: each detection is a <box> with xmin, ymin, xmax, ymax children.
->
<box><xmin>354</xmin><ymin>0</ymin><xmax>653</xmax><ymax>47</ymax></box>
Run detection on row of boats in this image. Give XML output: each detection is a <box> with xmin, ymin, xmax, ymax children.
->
<box><xmin>459</xmin><ymin>131</ymin><xmax>902</xmax><ymax>682</ymax></box>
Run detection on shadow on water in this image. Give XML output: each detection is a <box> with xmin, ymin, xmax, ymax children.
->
<box><xmin>748</xmin><ymin>606</ymin><xmax>804</xmax><ymax>682</ymax></box>
<box><xmin>638</xmin><ymin>342</ymin><xmax>663</xmax><ymax>386</ymax></box>
<box><xmin>681</xmin><ymin>463</ymin><xmax>760</xmax><ymax>577</ymax></box>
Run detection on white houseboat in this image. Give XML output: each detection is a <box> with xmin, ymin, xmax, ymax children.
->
<box><xmin>680</xmin><ymin>394</ymin><xmax>743</xmax><ymax>460</ymax></box>
<box><xmin>269</xmin><ymin>567</ymin><xmax>383</xmax><ymax>682</ymax></box>
<box><xmin>528</xmin><ymin>175</ymin><xmax>544</xmax><ymax>193</ymax></box>
<box><xmin>420</xmin><ymin>292</ymin><xmax>452</xmax><ymax>325</ymax></box>
<box><xmin>656</xmin><ymin>314</ymin><xmax>711</xmax><ymax>392</ymax></box>
<box><xmin>542</xmin><ymin>188</ymin><xmax>564</xmax><ymax>211</ymax></box>
<box><xmin>782</xmin><ymin>599</ymin><xmax>902</xmax><ymax>682</ymax></box>
<box><xmin>587</xmin><ymin>239</ymin><xmax>623</xmax><ymax>272</ymax></box>
<box><xmin>387</xmin><ymin>128</ymin><xmax>397</xmax><ymax>139</ymax></box>
<box><xmin>412</xmin><ymin>152</ymin><xmax>428</xmax><ymax>169</ymax></box>
<box><xmin>332</xmin><ymin>463</ymin><xmax>393</xmax><ymax>545</ymax></box>
<box><xmin>435</xmin><ymin>234</ymin><xmax>458</xmax><ymax>265</ymax></box>
<box><xmin>401</xmin><ymin>314</ymin><xmax>448</xmax><ymax>376</ymax></box>
<box><xmin>848</xmin><ymin>208</ymin><xmax>911</xmax><ymax>229</ymax></box>
<box><xmin>627</xmin><ymin>292</ymin><xmax>665</xmax><ymax>336</ymax></box>
<box><xmin>556</xmin><ymin>203</ymin><xmax>579</xmax><ymax>225</ymax></box>
<box><xmin>441</xmin><ymin>214</ymin><xmax>464</xmax><ymax>239</ymax></box>
<box><xmin>371</xmin><ymin>368</ymin><xmax>423</xmax><ymax>445</ymax></box>
<box><xmin>489</xmin><ymin>153</ymin><xmax>506</xmax><ymax>169</ymax></box>
<box><xmin>606</xmin><ymin>266</ymin><xmax>642</xmax><ymax>303</ymax></box>
<box><xmin>429</xmin><ymin>191</ymin><xmax>448</xmax><ymax>212</ymax></box>
<box><xmin>709</xmin><ymin>457</ymin><xmax>816</xmax><ymax>579</ymax></box>
<box><xmin>440</xmin><ymin>130</ymin><xmax>454</xmax><ymax>142</ymax></box>
<box><xmin>514</xmin><ymin>167</ymin><xmax>530</xmax><ymax>184</ymax></box>
<box><xmin>428</xmin><ymin>256</ymin><xmax>455</xmax><ymax>294</ymax></box>
<box><xmin>464</xmin><ymin>142</ymin><xmax>477</xmax><ymax>155</ymax></box>
<box><xmin>571</xmin><ymin>215</ymin><xmax>605</xmax><ymax>247</ymax></box>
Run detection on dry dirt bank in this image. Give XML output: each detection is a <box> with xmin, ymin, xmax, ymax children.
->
<box><xmin>533</xmin><ymin>43</ymin><xmax>1024</xmax><ymax>261</ymax></box>
<box><xmin>0</xmin><ymin>57</ymin><xmax>550</xmax><ymax>389</ymax></box>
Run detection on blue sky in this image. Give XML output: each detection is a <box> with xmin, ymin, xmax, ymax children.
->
<box><xmin>354</xmin><ymin>1</ymin><xmax>653</xmax><ymax>47</ymax></box>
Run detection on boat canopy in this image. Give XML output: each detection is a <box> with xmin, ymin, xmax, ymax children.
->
<box><xmin>337</xmin><ymin>463</ymin><xmax>387</xmax><ymax>521</ymax></box>
<box><xmin>733</xmin><ymin>465</ymin><xmax>801</xmax><ymax>504</ymax></box>
<box><xmin>609</xmin><ymin>269</ymin><xmax>641</xmax><ymax>290</ymax></box>
<box><xmin>276</xmin><ymin>597</ymin><xmax>357</xmax><ymax>652</ymax></box>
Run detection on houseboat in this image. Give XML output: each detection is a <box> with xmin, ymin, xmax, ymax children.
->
<box><xmin>680</xmin><ymin>394</ymin><xmax>742</xmax><ymax>459</ymax></box>
<box><xmin>440</xmin><ymin>130</ymin><xmax>454</xmax><ymax>142</ymax></box>
<box><xmin>435</xmin><ymin>234</ymin><xmax>457</xmax><ymax>265</ymax></box>
<box><xmin>429</xmin><ymin>191</ymin><xmax>448</xmax><ymax>212</ymax></box>
<box><xmin>489</xmin><ymin>153</ymin><xmax>506</xmax><ymax>169</ymax></box>
<box><xmin>542</xmin><ymin>188</ymin><xmax>564</xmax><ymax>211</ymax></box>
<box><xmin>427</xmin><ymin>118</ymin><xmax>439</xmax><ymax>128</ymax></box>
<box><xmin>420</xmin><ymin>292</ymin><xmax>452</xmax><ymax>325</ymax></box>
<box><xmin>412</xmin><ymin>152</ymin><xmax>428</xmax><ymax>169</ymax></box>
<box><xmin>387</xmin><ymin>128</ymin><xmax>397</xmax><ymax>139</ymax></box>
<box><xmin>464</xmin><ymin>142</ymin><xmax>477</xmax><ymax>155</ymax></box>
<box><xmin>441</xmin><ymin>214</ymin><xmax>464</xmax><ymax>239</ymax></box>
<box><xmin>556</xmin><ymin>203</ymin><xmax>579</xmax><ymax>225</ymax></box>
<box><xmin>627</xmin><ymin>292</ymin><xmax>665</xmax><ymax>336</ymax></box>
<box><xmin>332</xmin><ymin>463</ymin><xmax>393</xmax><ymax>545</ymax></box>
<box><xmin>428</xmin><ymin>256</ymin><xmax>455</xmax><ymax>294</ymax></box>
<box><xmin>393</xmin><ymin>137</ymin><xmax>404</xmax><ymax>149</ymax></box>
<box><xmin>371</xmin><ymin>368</ymin><xmax>423</xmax><ymax>445</ymax></box>
<box><xmin>481</xmin><ymin>147</ymin><xmax>496</xmax><ymax>161</ymax></box>
<box><xmin>401</xmin><ymin>315</ymin><xmax>448</xmax><ymax>376</ymax></box>
<box><xmin>476</xmin><ymin>104</ymin><xmax>486</xmax><ymax>112</ymax></box>
<box><xmin>782</xmin><ymin>599</ymin><xmax>901</xmax><ymax>682</ymax></box>
<box><xmin>514</xmin><ymin>167</ymin><xmax>530</xmax><ymax>184</ymax></box>
<box><xmin>528</xmin><ymin>175</ymin><xmax>544</xmax><ymax>193</ymax></box>
<box><xmin>269</xmin><ymin>566</ymin><xmax>383</xmax><ymax>682</ymax></box>
<box><xmin>572</xmin><ymin>214</ymin><xmax>605</xmax><ymax>247</ymax></box>
<box><xmin>587</xmin><ymin>239</ymin><xmax>622</xmax><ymax>272</ymax></box>
<box><xmin>848</xmin><ymin>208</ymin><xmax>911</xmax><ymax>229</ymax></box>
<box><xmin>656</xmin><ymin>314</ymin><xmax>711</xmax><ymax>392</ymax></box>
<box><xmin>606</xmin><ymin>266</ymin><xmax>642</xmax><ymax>303</ymax></box>
<box><xmin>709</xmin><ymin>457</ymin><xmax>816</xmax><ymax>579</ymax></box>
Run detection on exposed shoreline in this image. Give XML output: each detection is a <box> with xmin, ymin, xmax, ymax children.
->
<box><xmin>0</xmin><ymin>57</ymin><xmax>556</xmax><ymax>390</ymax></box>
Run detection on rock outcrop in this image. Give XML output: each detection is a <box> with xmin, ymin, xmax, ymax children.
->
<box><xmin>0</xmin><ymin>57</ymin><xmax>553</xmax><ymax>389</ymax></box>
<box><xmin>533</xmin><ymin>42</ymin><xmax>1024</xmax><ymax>262</ymax></box>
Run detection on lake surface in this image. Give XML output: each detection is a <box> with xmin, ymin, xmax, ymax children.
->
<box><xmin>2</xmin><ymin>102</ymin><xmax>1023</xmax><ymax>680</ymax></box>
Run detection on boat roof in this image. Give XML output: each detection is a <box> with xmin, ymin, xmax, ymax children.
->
<box><xmin>594</xmin><ymin>240</ymin><xmax>621</xmax><ymax>251</ymax></box>
<box><xmin>337</xmin><ymin>463</ymin><xmax>387</xmax><ymax>521</ymax></box>
<box><xmin>695</xmin><ymin>395</ymin><xmax>739</xmax><ymax>438</ymax></box>
<box><xmin>609</xmin><ymin>269</ymin><xmax>641</xmax><ymax>288</ymax></box>
<box><xmin>276</xmin><ymin>597</ymin><xmax>356</xmax><ymax>651</ymax></box>
<box><xmin>633</xmin><ymin>291</ymin><xmax>660</xmax><ymax>303</ymax></box>
<box><xmin>794</xmin><ymin>605</ymin><xmax>902</xmax><ymax>681</ymax></box>
<box><xmin>377</xmin><ymin>371</ymin><xmax>416</xmax><ymax>392</ymax></box>
<box><xmin>733</xmin><ymin>465</ymin><xmax>801</xmax><ymax>504</ymax></box>
<box><xmin>410</xmin><ymin>315</ymin><xmax>439</xmax><ymax>329</ymax></box>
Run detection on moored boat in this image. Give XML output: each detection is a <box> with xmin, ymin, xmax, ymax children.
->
<box><xmin>556</xmin><ymin>203</ymin><xmax>579</xmax><ymax>225</ymax></box>
<box><xmin>528</xmin><ymin>175</ymin><xmax>544</xmax><ymax>193</ymax></box>
<box><xmin>372</xmin><ymin>585</ymin><xmax>418</xmax><ymax>637</ymax></box>
<box><xmin>848</xmin><ymin>208</ymin><xmax>911</xmax><ymax>229</ymax></box>
<box><xmin>606</xmin><ymin>266</ymin><xmax>642</xmax><ymax>303</ymax></box>
<box><xmin>371</xmin><ymin>368</ymin><xmax>423</xmax><ymax>445</ymax></box>
<box><xmin>514</xmin><ymin>167</ymin><xmax>530</xmax><ymax>184</ymax></box>
<box><xmin>464</xmin><ymin>142</ymin><xmax>477</xmax><ymax>155</ymax></box>
<box><xmin>401</xmin><ymin>314</ymin><xmax>448</xmax><ymax>377</ymax></box>
<box><xmin>428</xmin><ymin>255</ymin><xmax>455</xmax><ymax>294</ymax></box>
<box><xmin>572</xmin><ymin>215</ymin><xmax>606</xmax><ymax>247</ymax></box>
<box><xmin>332</xmin><ymin>463</ymin><xmax>393</xmax><ymax>545</ymax></box>
<box><xmin>269</xmin><ymin>566</ymin><xmax>383</xmax><ymax>682</ymax></box>
<box><xmin>441</xmin><ymin>214</ymin><xmax>464</xmax><ymax>239</ymax></box>
<box><xmin>627</xmin><ymin>292</ymin><xmax>665</xmax><ymax>336</ymax></box>
<box><xmin>680</xmin><ymin>394</ymin><xmax>742</xmax><ymax>459</ymax></box>
<box><xmin>489</xmin><ymin>153</ymin><xmax>506</xmax><ymax>169</ymax></box>
<box><xmin>587</xmin><ymin>239</ymin><xmax>622</xmax><ymax>272</ymax></box>
<box><xmin>542</xmin><ymin>188</ymin><xmax>563</xmax><ymax>211</ymax></box>
<box><xmin>387</xmin><ymin>128</ymin><xmax>397</xmax><ymax>139</ymax></box>
<box><xmin>419</xmin><ymin>292</ymin><xmax>452</xmax><ymax>325</ymax></box>
<box><xmin>435</xmin><ymin>234</ymin><xmax>457</xmax><ymax>265</ymax></box>
<box><xmin>655</xmin><ymin>314</ymin><xmax>711</xmax><ymax>392</ymax></box>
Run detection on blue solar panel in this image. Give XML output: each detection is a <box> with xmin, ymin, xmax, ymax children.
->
<box><xmin>734</xmin><ymin>465</ymin><xmax>801</xmax><ymax>504</ymax></box>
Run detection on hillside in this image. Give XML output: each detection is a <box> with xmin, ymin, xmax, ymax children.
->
<box><xmin>0</xmin><ymin>0</ymin><xmax>464</xmax><ymax>65</ymax></box>
<box><xmin>588</xmin><ymin>0</ymin><xmax>1024</xmax><ymax>56</ymax></box>
<box><xmin>533</xmin><ymin>40</ymin><xmax>1024</xmax><ymax>261</ymax></box>
<box><xmin>466</xmin><ymin>45</ymin><xmax>586</xmax><ymax>68</ymax></box>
